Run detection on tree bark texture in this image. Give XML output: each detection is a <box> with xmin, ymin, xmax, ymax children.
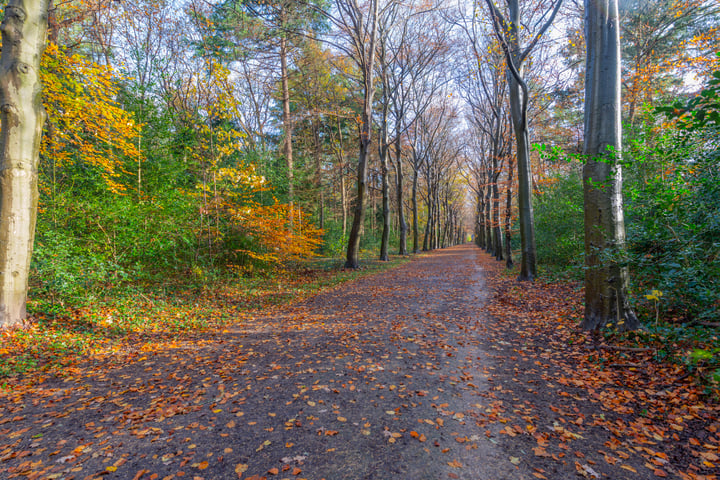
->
<box><xmin>582</xmin><ymin>0</ymin><xmax>639</xmax><ymax>331</ymax></box>
<box><xmin>0</xmin><ymin>0</ymin><xmax>48</xmax><ymax>327</ymax></box>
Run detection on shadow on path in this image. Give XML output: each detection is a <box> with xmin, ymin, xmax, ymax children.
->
<box><xmin>1</xmin><ymin>244</ymin><xmax>529</xmax><ymax>480</ymax></box>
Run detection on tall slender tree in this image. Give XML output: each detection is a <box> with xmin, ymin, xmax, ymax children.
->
<box><xmin>314</xmin><ymin>0</ymin><xmax>382</xmax><ymax>268</ymax></box>
<box><xmin>582</xmin><ymin>0</ymin><xmax>639</xmax><ymax>331</ymax></box>
<box><xmin>482</xmin><ymin>0</ymin><xmax>563</xmax><ymax>280</ymax></box>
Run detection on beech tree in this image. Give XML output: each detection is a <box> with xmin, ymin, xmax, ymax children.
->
<box><xmin>582</xmin><ymin>0</ymin><xmax>639</xmax><ymax>331</ymax></box>
<box><xmin>0</xmin><ymin>0</ymin><xmax>49</xmax><ymax>327</ymax></box>
<box><xmin>482</xmin><ymin>0</ymin><xmax>563</xmax><ymax>281</ymax></box>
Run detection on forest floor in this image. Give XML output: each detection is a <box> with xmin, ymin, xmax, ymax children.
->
<box><xmin>1</xmin><ymin>244</ymin><xmax>719</xmax><ymax>480</ymax></box>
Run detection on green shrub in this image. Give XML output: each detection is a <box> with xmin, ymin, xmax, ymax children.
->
<box><xmin>533</xmin><ymin>167</ymin><xmax>585</xmax><ymax>276</ymax></box>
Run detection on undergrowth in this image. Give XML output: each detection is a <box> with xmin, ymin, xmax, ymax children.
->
<box><xmin>0</xmin><ymin>254</ymin><xmax>410</xmax><ymax>380</ymax></box>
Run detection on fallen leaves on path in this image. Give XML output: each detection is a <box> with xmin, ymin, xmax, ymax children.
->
<box><xmin>0</xmin><ymin>246</ymin><xmax>718</xmax><ymax>479</ymax></box>
<box><xmin>475</xmin><ymin>252</ymin><xmax>720</xmax><ymax>480</ymax></box>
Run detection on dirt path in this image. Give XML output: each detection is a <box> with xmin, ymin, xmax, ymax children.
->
<box><xmin>2</xmin><ymin>245</ymin><xmax>520</xmax><ymax>479</ymax></box>
<box><xmin>2</xmin><ymin>245</ymin><xmax>712</xmax><ymax>479</ymax></box>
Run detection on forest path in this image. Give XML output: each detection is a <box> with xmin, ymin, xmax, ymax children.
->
<box><xmin>0</xmin><ymin>245</ymin><xmax>697</xmax><ymax>479</ymax></box>
<box><xmin>2</xmin><ymin>245</ymin><xmax>519</xmax><ymax>479</ymax></box>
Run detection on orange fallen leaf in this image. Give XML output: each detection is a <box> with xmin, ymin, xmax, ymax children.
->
<box><xmin>235</xmin><ymin>463</ymin><xmax>249</xmax><ymax>477</ymax></box>
<box><xmin>132</xmin><ymin>470</ymin><xmax>149</xmax><ymax>480</ymax></box>
<box><xmin>533</xmin><ymin>447</ymin><xmax>550</xmax><ymax>457</ymax></box>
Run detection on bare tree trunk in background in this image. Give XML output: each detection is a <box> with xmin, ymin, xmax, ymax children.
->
<box><xmin>344</xmin><ymin>0</ymin><xmax>379</xmax><ymax>269</ymax></box>
<box><xmin>0</xmin><ymin>0</ymin><xmax>49</xmax><ymax>327</ymax></box>
<box><xmin>279</xmin><ymin>28</ymin><xmax>294</xmax><ymax>226</ymax></box>
<box><xmin>492</xmin><ymin>172</ymin><xmax>503</xmax><ymax>261</ymax></box>
<box><xmin>394</xmin><ymin>135</ymin><xmax>407</xmax><ymax>255</ymax></box>
<box><xmin>504</xmin><ymin>154</ymin><xmax>514</xmax><ymax>269</ymax></box>
<box><xmin>475</xmin><ymin>193</ymin><xmax>484</xmax><ymax>248</ymax></box>
<box><xmin>379</xmin><ymin>140</ymin><xmax>390</xmax><ymax>261</ymax></box>
<box><xmin>313</xmin><ymin>116</ymin><xmax>324</xmax><ymax>230</ymax></box>
<box><xmin>483</xmin><ymin>0</ymin><xmax>562</xmax><ymax>280</ymax></box>
<box><xmin>484</xmin><ymin>182</ymin><xmax>492</xmax><ymax>253</ymax></box>
<box><xmin>582</xmin><ymin>0</ymin><xmax>639</xmax><ymax>331</ymax></box>
<box><xmin>411</xmin><ymin>165</ymin><xmax>419</xmax><ymax>253</ymax></box>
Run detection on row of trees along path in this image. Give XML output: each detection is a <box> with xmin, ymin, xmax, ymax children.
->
<box><xmin>1</xmin><ymin>0</ymin><xmax>641</xmax><ymax>336</ymax></box>
<box><xmin>2</xmin><ymin>245</ymin><xmax>719</xmax><ymax>479</ymax></box>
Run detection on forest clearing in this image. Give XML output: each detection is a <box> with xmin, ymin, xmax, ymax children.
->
<box><xmin>0</xmin><ymin>0</ymin><xmax>719</xmax><ymax>478</ymax></box>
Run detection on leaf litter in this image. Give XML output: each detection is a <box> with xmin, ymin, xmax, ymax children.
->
<box><xmin>0</xmin><ymin>245</ymin><xmax>718</xmax><ymax>479</ymax></box>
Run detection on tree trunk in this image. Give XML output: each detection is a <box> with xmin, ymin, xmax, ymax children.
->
<box><xmin>394</xmin><ymin>133</ymin><xmax>407</xmax><ymax>255</ymax></box>
<box><xmin>504</xmin><ymin>155</ymin><xmax>514</xmax><ymax>269</ymax></box>
<box><xmin>279</xmin><ymin>31</ymin><xmax>294</xmax><ymax>223</ymax></box>
<box><xmin>475</xmin><ymin>193</ymin><xmax>484</xmax><ymax>248</ymax></box>
<box><xmin>0</xmin><ymin>0</ymin><xmax>49</xmax><ymax>327</ymax></box>
<box><xmin>379</xmin><ymin>142</ymin><xmax>390</xmax><ymax>261</ymax></box>
<box><xmin>484</xmin><ymin>184</ymin><xmax>492</xmax><ymax>253</ymax></box>
<box><xmin>484</xmin><ymin>0</ymin><xmax>546</xmax><ymax>280</ymax></box>
<box><xmin>582</xmin><ymin>0</ymin><xmax>639</xmax><ymax>331</ymax></box>
<box><xmin>508</xmin><ymin>70</ymin><xmax>536</xmax><ymax>279</ymax></box>
<box><xmin>422</xmin><ymin>204</ymin><xmax>431</xmax><ymax>251</ymax></box>
<box><xmin>345</xmin><ymin>0</ymin><xmax>379</xmax><ymax>269</ymax></box>
<box><xmin>313</xmin><ymin>116</ymin><xmax>324</xmax><ymax>230</ymax></box>
<box><xmin>336</xmin><ymin>117</ymin><xmax>348</xmax><ymax>238</ymax></box>
<box><xmin>492</xmin><ymin>173</ymin><xmax>503</xmax><ymax>261</ymax></box>
<box><xmin>411</xmin><ymin>167</ymin><xmax>419</xmax><ymax>253</ymax></box>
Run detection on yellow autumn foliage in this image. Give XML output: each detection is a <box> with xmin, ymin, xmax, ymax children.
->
<box><xmin>40</xmin><ymin>43</ymin><xmax>141</xmax><ymax>193</ymax></box>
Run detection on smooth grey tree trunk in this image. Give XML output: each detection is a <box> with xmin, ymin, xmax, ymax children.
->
<box><xmin>0</xmin><ymin>0</ymin><xmax>49</xmax><ymax>327</ymax></box>
<box><xmin>378</xmin><ymin>60</ymin><xmax>391</xmax><ymax>261</ymax></box>
<box><xmin>582</xmin><ymin>0</ymin><xmax>639</xmax><ymax>331</ymax></box>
